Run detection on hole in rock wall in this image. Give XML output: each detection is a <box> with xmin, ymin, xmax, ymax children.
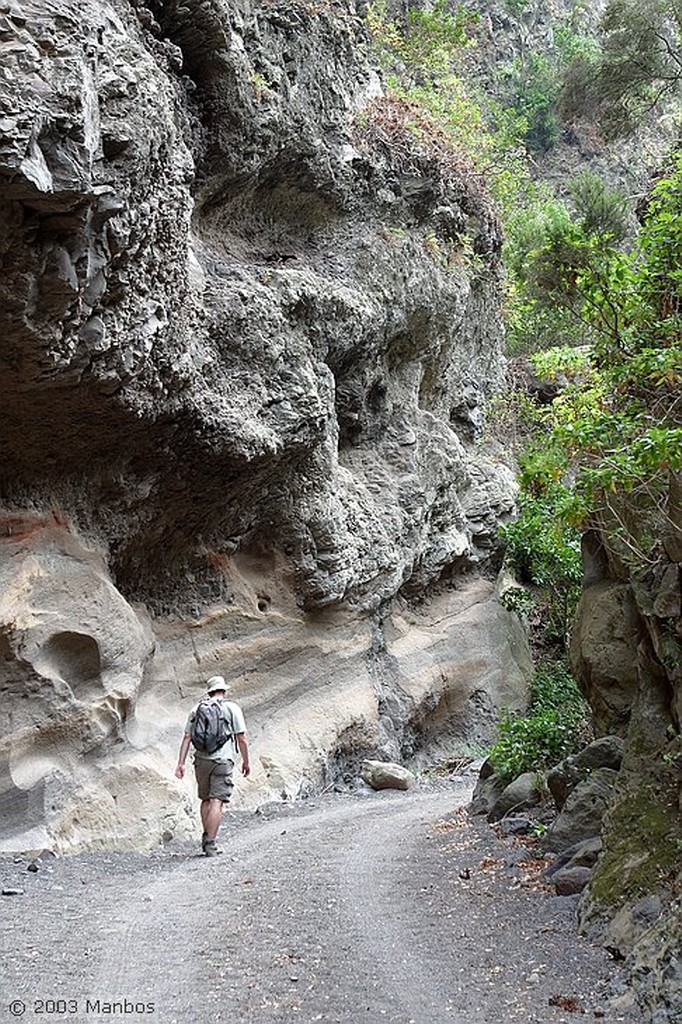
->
<box><xmin>0</xmin><ymin>764</ymin><xmax>46</xmax><ymax>838</ymax></box>
<box><xmin>320</xmin><ymin>720</ymin><xmax>383</xmax><ymax>791</ymax></box>
<box><xmin>407</xmin><ymin>685</ymin><xmax>499</xmax><ymax>762</ymax></box>
<box><xmin>33</xmin><ymin>632</ymin><xmax>103</xmax><ymax>703</ymax></box>
<box><xmin>366</xmin><ymin>379</ymin><xmax>387</xmax><ymax>414</ymax></box>
<box><xmin>0</xmin><ymin>632</ymin><xmax>13</xmax><ymax>663</ymax></box>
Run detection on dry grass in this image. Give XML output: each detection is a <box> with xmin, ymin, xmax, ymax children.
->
<box><xmin>355</xmin><ymin>94</ymin><xmax>490</xmax><ymax>211</ymax></box>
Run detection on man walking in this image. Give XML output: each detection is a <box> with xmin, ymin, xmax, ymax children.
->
<box><xmin>175</xmin><ymin>675</ymin><xmax>250</xmax><ymax>856</ymax></box>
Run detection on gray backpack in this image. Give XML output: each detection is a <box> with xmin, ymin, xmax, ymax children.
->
<box><xmin>190</xmin><ymin>698</ymin><xmax>234</xmax><ymax>755</ymax></box>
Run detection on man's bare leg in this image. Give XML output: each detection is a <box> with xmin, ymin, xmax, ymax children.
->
<box><xmin>201</xmin><ymin>798</ymin><xmax>223</xmax><ymax>841</ymax></box>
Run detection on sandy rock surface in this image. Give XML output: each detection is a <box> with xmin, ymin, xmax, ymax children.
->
<box><xmin>1</xmin><ymin>515</ymin><xmax>532</xmax><ymax>852</ymax></box>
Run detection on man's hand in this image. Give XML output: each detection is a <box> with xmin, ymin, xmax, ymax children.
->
<box><xmin>236</xmin><ymin>733</ymin><xmax>250</xmax><ymax>777</ymax></box>
<box><xmin>175</xmin><ymin>733</ymin><xmax>191</xmax><ymax>780</ymax></box>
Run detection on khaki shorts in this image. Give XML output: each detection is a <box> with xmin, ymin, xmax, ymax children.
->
<box><xmin>194</xmin><ymin>757</ymin><xmax>235</xmax><ymax>802</ymax></box>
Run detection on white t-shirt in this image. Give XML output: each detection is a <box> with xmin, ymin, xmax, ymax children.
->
<box><xmin>185</xmin><ymin>697</ymin><xmax>247</xmax><ymax>762</ymax></box>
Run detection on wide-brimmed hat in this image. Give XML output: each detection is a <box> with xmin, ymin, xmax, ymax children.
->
<box><xmin>206</xmin><ymin>675</ymin><xmax>227</xmax><ymax>693</ymax></box>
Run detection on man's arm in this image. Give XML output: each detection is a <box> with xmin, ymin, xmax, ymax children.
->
<box><xmin>236</xmin><ymin>733</ymin><xmax>250</xmax><ymax>777</ymax></box>
<box><xmin>175</xmin><ymin>731</ymin><xmax>192</xmax><ymax>779</ymax></box>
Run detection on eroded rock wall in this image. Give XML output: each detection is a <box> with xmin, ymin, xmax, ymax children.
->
<box><xmin>0</xmin><ymin>515</ymin><xmax>531</xmax><ymax>852</ymax></box>
<box><xmin>0</xmin><ymin>0</ymin><xmax>527</xmax><ymax>850</ymax></box>
<box><xmin>0</xmin><ymin>0</ymin><xmax>511</xmax><ymax>612</ymax></box>
<box><xmin>571</xmin><ymin>485</ymin><xmax>682</xmax><ymax>1022</ymax></box>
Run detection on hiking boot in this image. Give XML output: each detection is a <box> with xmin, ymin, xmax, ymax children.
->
<box><xmin>203</xmin><ymin>839</ymin><xmax>223</xmax><ymax>857</ymax></box>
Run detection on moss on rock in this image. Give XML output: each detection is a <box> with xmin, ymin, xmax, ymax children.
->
<box><xmin>588</xmin><ymin>762</ymin><xmax>681</xmax><ymax>910</ymax></box>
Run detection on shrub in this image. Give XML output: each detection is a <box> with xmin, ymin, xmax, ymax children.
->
<box><xmin>501</xmin><ymin>180</ymin><xmax>627</xmax><ymax>355</ymax></box>
<box><xmin>500</xmin><ymin>482</ymin><xmax>583</xmax><ymax>647</ymax></box>
<box><xmin>500</xmin><ymin>485</ymin><xmax>582</xmax><ymax>589</ymax></box>
<box><xmin>488</xmin><ymin>663</ymin><xmax>590</xmax><ymax>781</ymax></box>
<box><xmin>499</xmin><ymin>585</ymin><xmax>536</xmax><ymax>618</ymax></box>
<box><xmin>569</xmin><ymin>169</ymin><xmax>630</xmax><ymax>243</ymax></box>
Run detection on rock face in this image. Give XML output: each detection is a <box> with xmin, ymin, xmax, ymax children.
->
<box><xmin>570</xmin><ymin>582</ymin><xmax>641</xmax><ymax>736</ymax></box>
<box><xmin>0</xmin><ymin>0</ymin><xmax>512</xmax><ymax>614</ymax></box>
<box><xmin>0</xmin><ymin>0</ymin><xmax>528</xmax><ymax>850</ymax></box>
<box><xmin>571</xmin><ymin>514</ymin><xmax>682</xmax><ymax>1022</ymax></box>
<box><xmin>0</xmin><ymin>521</ymin><xmax>531</xmax><ymax>851</ymax></box>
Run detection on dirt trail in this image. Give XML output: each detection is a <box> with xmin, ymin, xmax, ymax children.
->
<box><xmin>1</xmin><ymin>784</ymin><xmax>641</xmax><ymax>1024</ymax></box>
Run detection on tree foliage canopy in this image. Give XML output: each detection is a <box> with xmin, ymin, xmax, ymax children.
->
<box><xmin>513</xmin><ymin>152</ymin><xmax>682</xmax><ymax>573</ymax></box>
<box><xmin>561</xmin><ymin>0</ymin><xmax>682</xmax><ymax>136</ymax></box>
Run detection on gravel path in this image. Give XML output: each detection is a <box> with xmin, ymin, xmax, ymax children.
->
<box><xmin>1</xmin><ymin>782</ymin><xmax>642</xmax><ymax>1024</ymax></box>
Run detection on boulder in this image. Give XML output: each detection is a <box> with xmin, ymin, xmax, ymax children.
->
<box><xmin>361</xmin><ymin>760</ymin><xmax>415</xmax><ymax>792</ymax></box>
<box><xmin>544</xmin><ymin>768</ymin><xmax>618</xmax><ymax>853</ymax></box>
<box><xmin>548</xmin><ymin>736</ymin><xmax>624</xmax><ymax>810</ymax></box>
<box><xmin>552</xmin><ymin>866</ymin><xmax>593</xmax><ymax>895</ymax></box>
<box><xmin>488</xmin><ymin>771</ymin><xmax>543</xmax><ymax>823</ymax></box>
<box><xmin>470</xmin><ymin>774</ymin><xmax>509</xmax><ymax>816</ymax></box>
<box><xmin>545</xmin><ymin>837</ymin><xmax>603</xmax><ymax>877</ymax></box>
<box><xmin>540</xmin><ymin>839</ymin><xmax>602</xmax><ymax>897</ymax></box>
<box><xmin>496</xmin><ymin>816</ymin><xmax>532</xmax><ymax>836</ymax></box>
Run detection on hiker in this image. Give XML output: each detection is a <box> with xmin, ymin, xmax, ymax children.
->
<box><xmin>175</xmin><ymin>675</ymin><xmax>250</xmax><ymax>856</ymax></box>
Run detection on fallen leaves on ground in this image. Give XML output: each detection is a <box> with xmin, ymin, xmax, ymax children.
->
<box><xmin>517</xmin><ymin>856</ymin><xmax>554</xmax><ymax>893</ymax></box>
<box><xmin>549</xmin><ymin>994</ymin><xmax>586</xmax><ymax>1013</ymax></box>
<box><xmin>433</xmin><ymin>808</ymin><xmax>470</xmax><ymax>832</ymax></box>
<box><xmin>478</xmin><ymin>856</ymin><xmax>505</xmax><ymax>872</ymax></box>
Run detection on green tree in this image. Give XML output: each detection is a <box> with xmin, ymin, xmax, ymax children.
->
<box><xmin>514</xmin><ymin>153</ymin><xmax>682</xmax><ymax>570</ymax></box>
<box><xmin>569</xmin><ymin>169</ymin><xmax>630</xmax><ymax>242</ymax></box>
<box><xmin>561</xmin><ymin>0</ymin><xmax>682</xmax><ymax>137</ymax></box>
<box><xmin>503</xmin><ymin>172</ymin><xmax>630</xmax><ymax>353</ymax></box>
<box><xmin>506</xmin><ymin>52</ymin><xmax>561</xmax><ymax>154</ymax></box>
